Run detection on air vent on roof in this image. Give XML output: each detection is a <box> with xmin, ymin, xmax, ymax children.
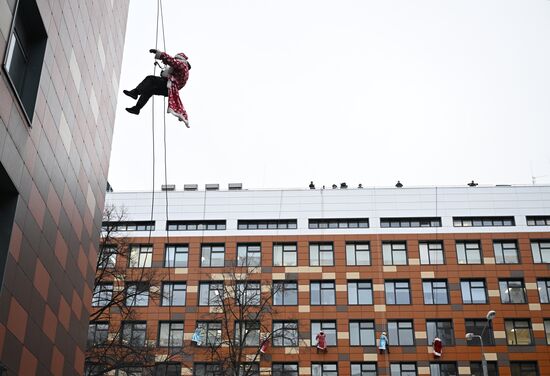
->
<box><xmin>184</xmin><ymin>184</ymin><xmax>198</xmax><ymax>191</ymax></box>
<box><xmin>205</xmin><ymin>184</ymin><xmax>219</xmax><ymax>191</ymax></box>
<box><xmin>228</xmin><ymin>183</ymin><xmax>242</xmax><ymax>190</ymax></box>
<box><xmin>161</xmin><ymin>184</ymin><xmax>175</xmax><ymax>191</ymax></box>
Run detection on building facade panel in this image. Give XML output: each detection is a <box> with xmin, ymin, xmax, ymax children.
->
<box><xmin>0</xmin><ymin>0</ymin><xmax>129</xmax><ymax>374</ymax></box>
<box><xmin>94</xmin><ymin>186</ymin><xmax>550</xmax><ymax>375</ymax></box>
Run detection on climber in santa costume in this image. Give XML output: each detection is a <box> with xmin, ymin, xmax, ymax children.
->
<box><xmin>124</xmin><ymin>49</ymin><xmax>190</xmax><ymax>127</ymax></box>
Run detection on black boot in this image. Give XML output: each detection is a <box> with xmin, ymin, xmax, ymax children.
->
<box><xmin>123</xmin><ymin>89</ymin><xmax>138</xmax><ymax>100</ymax></box>
<box><xmin>126</xmin><ymin>106</ymin><xmax>140</xmax><ymax>115</ymax></box>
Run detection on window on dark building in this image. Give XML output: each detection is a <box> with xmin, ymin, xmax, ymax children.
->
<box><xmin>161</xmin><ymin>282</ymin><xmax>187</xmax><ymax>306</ymax></box>
<box><xmin>125</xmin><ymin>283</ymin><xmax>149</xmax><ymax>307</ymax></box>
<box><xmin>385</xmin><ymin>280</ymin><xmax>411</xmax><ymax>305</ymax></box>
<box><xmin>237</xmin><ymin>243</ymin><xmax>261</xmax><ymax>266</ymax></box>
<box><xmin>505</xmin><ymin>319</ymin><xmax>533</xmax><ymax>345</ymax></box>
<box><xmin>453</xmin><ymin>216</ymin><xmax>515</xmax><ymax>227</ymax></box>
<box><xmin>121</xmin><ymin>321</ymin><xmax>147</xmax><ymax>347</ymax></box>
<box><xmin>531</xmin><ymin>240</ymin><xmax>550</xmax><ymax>263</ymax></box>
<box><xmin>195</xmin><ymin>322</ymin><xmax>222</xmax><ymax>346</ymax></box>
<box><xmin>98</xmin><ymin>245</ymin><xmax>117</xmax><ymax>269</ymax></box>
<box><xmin>198</xmin><ymin>281</ymin><xmax>223</xmax><ymax>306</ymax></box>
<box><xmin>419</xmin><ymin>241</ymin><xmax>445</xmax><ymax>265</ymax></box>
<box><xmin>235</xmin><ymin>321</ymin><xmax>260</xmax><ymax>347</ymax></box>
<box><xmin>87</xmin><ymin>322</ymin><xmax>108</xmax><ymax>348</ymax></box>
<box><xmin>499</xmin><ymin>279</ymin><xmax>526</xmax><ymax>304</ymax></box>
<box><xmin>537</xmin><ymin>279</ymin><xmax>550</xmax><ymax>303</ymax></box>
<box><xmin>154</xmin><ymin>363</ymin><xmax>181</xmax><ymax>376</ymax></box>
<box><xmin>346</xmin><ymin>242</ymin><xmax>371</xmax><ymax>265</ymax></box>
<box><xmin>381</xmin><ymin>217</ymin><xmax>441</xmax><ymax>228</ymax></box>
<box><xmin>309</xmin><ymin>218</ymin><xmax>369</xmax><ymax>229</ymax></box>
<box><xmin>426</xmin><ymin>320</ymin><xmax>455</xmax><ymax>346</ymax></box>
<box><xmin>348</xmin><ymin>280</ymin><xmax>373</xmax><ymax>305</ymax></box>
<box><xmin>390</xmin><ymin>363</ymin><xmax>417</xmax><ymax>376</ymax></box>
<box><xmin>273</xmin><ymin>281</ymin><xmax>298</xmax><ymax>305</ymax></box>
<box><xmin>272</xmin><ymin>321</ymin><xmax>299</xmax><ymax>347</ymax></box>
<box><xmin>236</xmin><ymin>281</ymin><xmax>260</xmax><ymax>306</ymax></box>
<box><xmin>311</xmin><ymin>281</ymin><xmax>336</xmax><ymax>305</ymax></box>
<box><xmin>3</xmin><ymin>0</ymin><xmax>47</xmax><ymax>122</ymax></box>
<box><xmin>349</xmin><ymin>321</ymin><xmax>375</xmax><ymax>346</ymax></box>
<box><xmin>311</xmin><ymin>363</ymin><xmax>338</xmax><ymax>376</ymax></box>
<box><xmin>470</xmin><ymin>361</ymin><xmax>498</xmax><ymax>376</ymax></box>
<box><xmin>273</xmin><ymin>243</ymin><xmax>297</xmax><ymax>266</ymax></box>
<box><xmin>526</xmin><ymin>216</ymin><xmax>550</xmax><ymax>226</ymax></box>
<box><xmin>388</xmin><ymin>320</ymin><xmax>415</xmax><ymax>346</ymax></box>
<box><xmin>423</xmin><ymin>280</ymin><xmax>449</xmax><ymax>305</ymax></box>
<box><xmin>350</xmin><ymin>363</ymin><xmax>377</xmax><ymax>376</ymax></box>
<box><xmin>272</xmin><ymin>363</ymin><xmax>298</xmax><ymax>376</ymax></box>
<box><xmin>311</xmin><ymin>321</ymin><xmax>337</xmax><ymax>346</ymax></box>
<box><xmin>383</xmin><ymin>242</ymin><xmax>408</xmax><ymax>265</ymax></box>
<box><xmin>464</xmin><ymin>319</ymin><xmax>494</xmax><ymax>346</ymax></box>
<box><xmin>201</xmin><ymin>244</ymin><xmax>225</xmax><ymax>267</ymax></box>
<box><xmin>92</xmin><ymin>283</ymin><xmax>113</xmax><ymax>307</ymax></box>
<box><xmin>460</xmin><ymin>280</ymin><xmax>487</xmax><ymax>304</ymax></box>
<box><xmin>164</xmin><ymin>244</ymin><xmax>188</xmax><ymax>267</ymax></box>
<box><xmin>429</xmin><ymin>363</ymin><xmax>458</xmax><ymax>376</ymax></box>
<box><xmin>158</xmin><ymin>322</ymin><xmax>184</xmax><ymax>347</ymax></box>
<box><xmin>310</xmin><ymin>243</ymin><xmax>334</xmax><ymax>266</ymax></box>
<box><xmin>493</xmin><ymin>241</ymin><xmax>519</xmax><ymax>264</ymax></box>
<box><xmin>510</xmin><ymin>362</ymin><xmax>539</xmax><ymax>376</ymax></box>
<box><xmin>128</xmin><ymin>245</ymin><xmax>153</xmax><ymax>268</ymax></box>
<box><xmin>0</xmin><ymin>164</ymin><xmax>19</xmax><ymax>292</ymax></box>
<box><xmin>193</xmin><ymin>363</ymin><xmax>222</xmax><ymax>376</ymax></box>
<box><xmin>456</xmin><ymin>241</ymin><xmax>482</xmax><ymax>264</ymax></box>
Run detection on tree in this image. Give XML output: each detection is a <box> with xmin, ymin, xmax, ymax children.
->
<box><xmin>85</xmin><ymin>205</ymin><xmax>183</xmax><ymax>376</ymax></box>
<box><xmin>191</xmin><ymin>261</ymin><xmax>302</xmax><ymax>376</ymax></box>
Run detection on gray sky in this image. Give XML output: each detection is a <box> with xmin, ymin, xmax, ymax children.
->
<box><xmin>108</xmin><ymin>0</ymin><xmax>550</xmax><ymax>191</ymax></box>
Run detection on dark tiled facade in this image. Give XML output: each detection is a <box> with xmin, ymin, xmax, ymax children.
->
<box><xmin>0</xmin><ymin>0</ymin><xmax>129</xmax><ymax>374</ymax></box>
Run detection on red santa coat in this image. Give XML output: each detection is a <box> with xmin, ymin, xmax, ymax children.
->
<box><xmin>432</xmin><ymin>337</ymin><xmax>442</xmax><ymax>357</ymax></box>
<box><xmin>155</xmin><ymin>51</ymin><xmax>190</xmax><ymax>127</ymax></box>
<box><xmin>316</xmin><ymin>332</ymin><xmax>327</xmax><ymax>350</ymax></box>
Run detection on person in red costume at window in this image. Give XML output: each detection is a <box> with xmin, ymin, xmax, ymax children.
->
<box><xmin>432</xmin><ymin>336</ymin><xmax>443</xmax><ymax>357</ymax></box>
<box><xmin>124</xmin><ymin>49</ymin><xmax>190</xmax><ymax>127</ymax></box>
<box><xmin>316</xmin><ymin>331</ymin><xmax>327</xmax><ymax>353</ymax></box>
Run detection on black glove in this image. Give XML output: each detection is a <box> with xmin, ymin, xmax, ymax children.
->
<box><xmin>149</xmin><ymin>49</ymin><xmax>158</xmax><ymax>54</ymax></box>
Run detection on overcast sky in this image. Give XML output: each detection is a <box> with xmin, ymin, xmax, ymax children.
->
<box><xmin>107</xmin><ymin>0</ymin><xmax>550</xmax><ymax>192</ymax></box>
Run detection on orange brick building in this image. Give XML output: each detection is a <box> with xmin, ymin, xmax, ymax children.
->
<box><xmin>90</xmin><ymin>185</ymin><xmax>550</xmax><ymax>376</ymax></box>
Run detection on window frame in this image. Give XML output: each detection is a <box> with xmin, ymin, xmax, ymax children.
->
<box><xmin>349</xmin><ymin>320</ymin><xmax>376</xmax><ymax>346</ymax></box>
<box><xmin>350</xmin><ymin>363</ymin><xmax>377</xmax><ymax>376</ymax></box>
<box><xmin>125</xmin><ymin>282</ymin><xmax>149</xmax><ymax>307</ymax></box>
<box><xmin>310</xmin><ymin>321</ymin><xmax>337</xmax><ymax>347</ymax></box>
<box><xmin>390</xmin><ymin>363</ymin><xmax>417</xmax><ymax>376</ymax></box>
<box><xmin>235</xmin><ymin>320</ymin><xmax>260</xmax><ymax>347</ymax></box>
<box><xmin>128</xmin><ymin>244</ymin><xmax>153</xmax><ymax>268</ymax></box>
<box><xmin>387</xmin><ymin>320</ymin><xmax>415</xmax><ymax>346</ymax></box>
<box><xmin>456</xmin><ymin>241</ymin><xmax>482</xmax><ymax>264</ymax></box>
<box><xmin>121</xmin><ymin>321</ymin><xmax>147</xmax><ymax>347</ymax></box>
<box><xmin>531</xmin><ymin>240</ymin><xmax>550</xmax><ymax>263</ymax></box>
<box><xmin>426</xmin><ymin>319</ymin><xmax>455</xmax><ymax>346</ymax></box>
<box><xmin>236</xmin><ymin>281</ymin><xmax>261</xmax><ymax>306</ymax></box>
<box><xmin>385</xmin><ymin>280</ymin><xmax>411</xmax><ymax>305</ymax></box>
<box><xmin>460</xmin><ymin>279</ymin><xmax>487</xmax><ymax>304</ymax></box>
<box><xmin>464</xmin><ymin>319</ymin><xmax>495</xmax><ymax>346</ymax></box>
<box><xmin>201</xmin><ymin>244</ymin><xmax>226</xmax><ymax>267</ymax></box>
<box><xmin>195</xmin><ymin>321</ymin><xmax>222</xmax><ymax>346</ymax></box>
<box><xmin>419</xmin><ymin>241</ymin><xmax>445</xmax><ymax>265</ymax></box>
<box><xmin>348</xmin><ymin>280</ymin><xmax>373</xmax><ymax>305</ymax></box>
<box><xmin>272</xmin><ymin>321</ymin><xmax>299</xmax><ymax>347</ymax></box>
<box><xmin>510</xmin><ymin>362</ymin><xmax>539</xmax><ymax>376</ymax></box>
<box><xmin>272</xmin><ymin>363</ymin><xmax>299</xmax><ymax>376</ymax></box>
<box><xmin>311</xmin><ymin>281</ymin><xmax>336</xmax><ymax>305</ymax></box>
<box><xmin>493</xmin><ymin>240</ymin><xmax>520</xmax><ymax>264</ymax></box>
<box><xmin>198</xmin><ymin>281</ymin><xmax>224</xmax><ymax>306</ymax></box>
<box><xmin>537</xmin><ymin>279</ymin><xmax>550</xmax><ymax>303</ymax></box>
<box><xmin>164</xmin><ymin>244</ymin><xmax>189</xmax><ymax>268</ymax></box>
<box><xmin>382</xmin><ymin>241</ymin><xmax>408</xmax><ymax>265</ymax></box>
<box><xmin>429</xmin><ymin>362</ymin><xmax>458</xmax><ymax>376</ymax></box>
<box><xmin>505</xmin><ymin>319</ymin><xmax>533</xmax><ymax>346</ymax></box>
<box><xmin>92</xmin><ymin>283</ymin><xmax>113</xmax><ymax>307</ymax></box>
<box><xmin>158</xmin><ymin>321</ymin><xmax>184</xmax><ymax>348</ymax></box>
<box><xmin>273</xmin><ymin>280</ymin><xmax>298</xmax><ymax>306</ymax></box>
<box><xmin>237</xmin><ymin>243</ymin><xmax>262</xmax><ymax>267</ymax></box>
<box><xmin>161</xmin><ymin>282</ymin><xmax>187</xmax><ymax>306</ymax></box>
<box><xmin>273</xmin><ymin>243</ymin><xmax>297</xmax><ymax>267</ymax></box>
<box><xmin>310</xmin><ymin>242</ymin><xmax>334</xmax><ymax>266</ymax></box>
<box><xmin>346</xmin><ymin>242</ymin><xmax>371</xmax><ymax>265</ymax></box>
<box><xmin>422</xmin><ymin>280</ymin><xmax>449</xmax><ymax>305</ymax></box>
<box><xmin>99</xmin><ymin>245</ymin><xmax>117</xmax><ymax>269</ymax></box>
<box><xmin>311</xmin><ymin>363</ymin><xmax>338</xmax><ymax>376</ymax></box>
<box><xmin>499</xmin><ymin>279</ymin><xmax>527</xmax><ymax>304</ymax></box>
<box><xmin>87</xmin><ymin>321</ymin><xmax>109</xmax><ymax>349</ymax></box>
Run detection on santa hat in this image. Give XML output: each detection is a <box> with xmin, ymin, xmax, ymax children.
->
<box><xmin>175</xmin><ymin>52</ymin><xmax>188</xmax><ymax>61</ymax></box>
